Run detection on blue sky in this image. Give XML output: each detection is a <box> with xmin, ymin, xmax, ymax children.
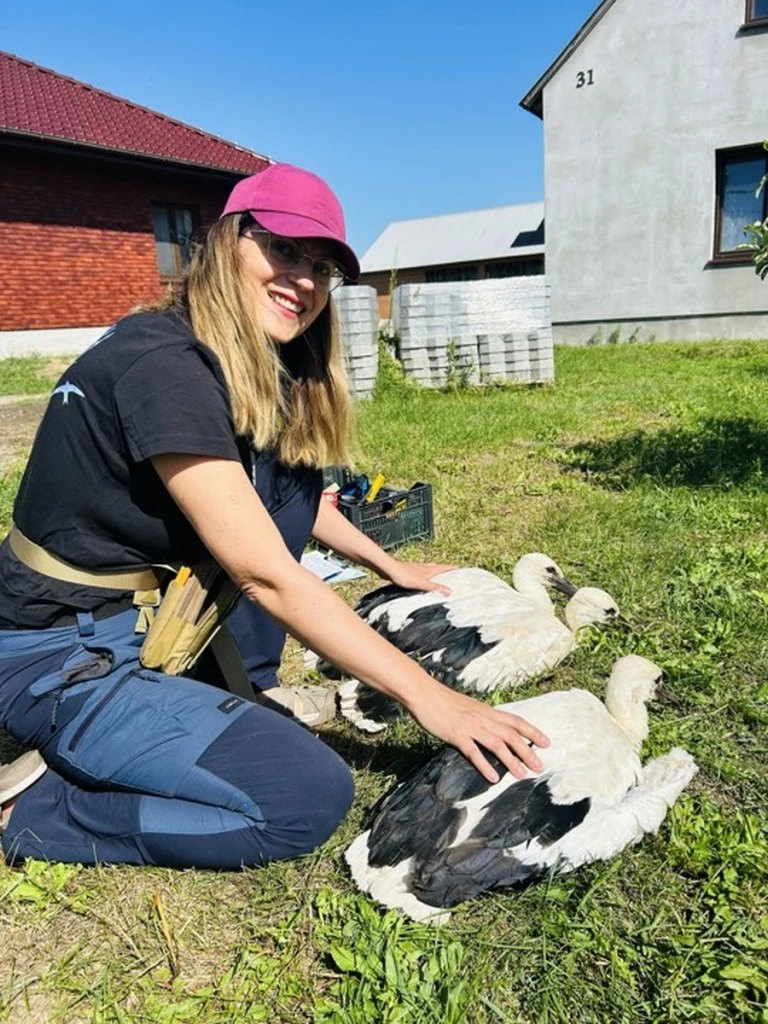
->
<box><xmin>3</xmin><ymin>0</ymin><xmax>598</xmax><ymax>256</ymax></box>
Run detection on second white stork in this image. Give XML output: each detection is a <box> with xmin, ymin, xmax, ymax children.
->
<box><xmin>324</xmin><ymin>554</ymin><xmax>620</xmax><ymax>733</ymax></box>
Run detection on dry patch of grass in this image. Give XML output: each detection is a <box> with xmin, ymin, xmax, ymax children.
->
<box><xmin>0</xmin><ymin>402</ymin><xmax>48</xmax><ymax>475</ymax></box>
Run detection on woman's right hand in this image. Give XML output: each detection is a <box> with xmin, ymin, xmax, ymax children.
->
<box><xmin>404</xmin><ymin>683</ymin><xmax>549</xmax><ymax>784</ymax></box>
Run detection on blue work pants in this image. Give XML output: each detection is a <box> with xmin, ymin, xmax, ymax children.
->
<box><xmin>0</xmin><ymin>609</ymin><xmax>353</xmax><ymax>868</ymax></box>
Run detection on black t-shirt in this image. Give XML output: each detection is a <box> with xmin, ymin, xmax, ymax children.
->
<box><xmin>0</xmin><ymin>309</ymin><xmax>251</xmax><ymax>628</ymax></box>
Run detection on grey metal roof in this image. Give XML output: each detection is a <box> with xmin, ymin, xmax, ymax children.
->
<box><xmin>520</xmin><ymin>0</ymin><xmax>617</xmax><ymax>118</ymax></box>
<box><xmin>360</xmin><ymin>202</ymin><xmax>545</xmax><ymax>274</ymax></box>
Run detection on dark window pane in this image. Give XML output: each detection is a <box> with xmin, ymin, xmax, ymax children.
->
<box><xmin>751</xmin><ymin>0</ymin><xmax>768</xmax><ymax>19</ymax></box>
<box><xmin>151</xmin><ymin>206</ymin><xmax>178</xmax><ymax>276</ymax></box>
<box><xmin>171</xmin><ymin>208</ymin><xmax>196</xmax><ymax>268</ymax></box>
<box><xmin>721</xmin><ymin>157</ymin><xmax>765</xmax><ymax>251</ymax></box>
<box><xmin>425</xmin><ymin>265</ymin><xmax>478</xmax><ymax>283</ymax></box>
<box><xmin>151</xmin><ymin>204</ymin><xmax>198</xmax><ymax>276</ymax></box>
<box><xmin>485</xmin><ymin>257</ymin><xmax>544</xmax><ymax>278</ymax></box>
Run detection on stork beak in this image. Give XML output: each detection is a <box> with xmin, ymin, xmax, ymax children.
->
<box><xmin>552</xmin><ymin>575</ymin><xmax>578</xmax><ymax>597</ymax></box>
<box><xmin>653</xmin><ymin>681</ymin><xmax>685</xmax><ymax>710</ymax></box>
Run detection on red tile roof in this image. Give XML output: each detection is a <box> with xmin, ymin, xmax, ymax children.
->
<box><xmin>0</xmin><ymin>50</ymin><xmax>270</xmax><ymax>174</ymax></box>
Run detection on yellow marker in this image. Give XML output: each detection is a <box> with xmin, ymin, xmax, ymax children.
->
<box><xmin>366</xmin><ymin>473</ymin><xmax>386</xmax><ymax>503</ymax></box>
<box><xmin>175</xmin><ymin>566</ymin><xmax>191</xmax><ymax>587</ymax></box>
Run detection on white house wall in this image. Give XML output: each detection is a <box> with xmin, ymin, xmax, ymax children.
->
<box><xmin>542</xmin><ymin>0</ymin><xmax>768</xmax><ymax>343</ymax></box>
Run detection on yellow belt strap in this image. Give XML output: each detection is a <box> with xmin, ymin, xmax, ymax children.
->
<box><xmin>8</xmin><ymin>526</ymin><xmax>163</xmax><ymax>592</ymax></box>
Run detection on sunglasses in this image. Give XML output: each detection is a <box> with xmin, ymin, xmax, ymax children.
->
<box><xmin>244</xmin><ymin>228</ymin><xmax>347</xmax><ymax>292</ymax></box>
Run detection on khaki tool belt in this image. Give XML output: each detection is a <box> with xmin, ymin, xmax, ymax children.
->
<box><xmin>9</xmin><ymin>524</ymin><xmax>164</xmax><ymax>633</ymax></box>
<box><xmin>9</xmin><ymin>526</ymin><xmax>163</xmax><ymax>591</ymax></box>
<box><xmin>9</xmin><ymin>526</ymin><xmax>240</xmax><ymax>679</ymax></box>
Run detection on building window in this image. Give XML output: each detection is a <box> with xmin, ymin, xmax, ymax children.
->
<box><xmin>151</xmin><ymin>204</ymin><xmax>199</xmax><ymax>277</ymax></box>
<box><xmin>714</xmin><ymin>147</ymin><xmax>768</xmax><ymax>260</ymax></box>
<box><xmin>484</xmin><ymin>257</ymin><xmax>544</xmax><ymax>278</ymax></box>
<box><xmin>745</xmin><ymin>0</ymin><xmax>768</xmax><ymax>26</ymax></box>
<box><xmin>425</xmin><ymin>265</ymin><xmax>478</xmax><ymax>283</ymax></box>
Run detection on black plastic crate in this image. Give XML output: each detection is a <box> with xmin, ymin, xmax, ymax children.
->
<box><xmin>322</xmin><ymin>465</ymin><xmax>356</xmax><ymax>489</ymax></box>
<box><xmin>338</xmin><ymin>483</ymin><xmax>434</xmax><ymax>551</ymax></box>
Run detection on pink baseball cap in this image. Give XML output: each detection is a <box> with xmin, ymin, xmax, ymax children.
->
<box><xmin>221</xmin><ymin>163</ymin><xmax>360</xmax><ymax>281</ymax></box>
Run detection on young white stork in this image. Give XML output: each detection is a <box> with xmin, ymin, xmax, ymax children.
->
<box><xmin>345</xmin><ymin>655</ymin><xmax>697</xmax><ymax>924</ymax></box>
<box><xmin>322</xmin><ymin>554</ymin><xmax>620</xmax><ymax>733</ymax></box>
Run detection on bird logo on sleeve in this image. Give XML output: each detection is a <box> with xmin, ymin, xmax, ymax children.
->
<box><xmin>51</xmin><ymin>381</ymin><xmax>86</xmax><ymax>405</ymax></box>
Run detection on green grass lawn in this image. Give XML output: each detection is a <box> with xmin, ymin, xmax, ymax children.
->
<box><xmin>1</xmin><ymin>339</ymin><xmax>767</xmax><ymax>1023</ymax></box>
<box><xmin>0</xmin><ymin>355</ymin><xmax>67</xmax><ymax>397</ymax></box>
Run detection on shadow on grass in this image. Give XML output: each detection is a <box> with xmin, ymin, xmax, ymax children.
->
<box><xmin>563</xmin><ymin>417</ymin><xmax>767</xmax><ymax>490</ymax></box>
<box><xmin>320</xmin><ymin>722</ymin><xmax>437</xmax><ymax>780</ymax></box>
<box><xmin>0</xmin><ymin>727</ymin><xmax>25</xmax><ymax>763</ymax></box>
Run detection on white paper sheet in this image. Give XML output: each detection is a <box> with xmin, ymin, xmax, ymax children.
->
<box><xmin>300</xmin><ymin>550</ymin><xmax>366</xmax><ymax>584</ymax></box>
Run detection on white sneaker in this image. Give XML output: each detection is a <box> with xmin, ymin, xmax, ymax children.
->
<box><xmin>0</xmin><ymin>750</ymin><xmax>47</xmax><ymax>833</ymax></box>
<box><xmin>255</xmin><ymin>685</ymin><xmax>337</xmax><ymax>728</ymax></box>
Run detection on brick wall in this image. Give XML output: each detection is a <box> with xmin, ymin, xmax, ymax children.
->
<box><xmin>0</xmin><ymin>146</ymin><xmax>239</xmax><ymax>330</ymax></box>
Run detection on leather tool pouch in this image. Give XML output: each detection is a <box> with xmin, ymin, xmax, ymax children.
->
<box><xmin>139</xmin><ymin>561</ymin><xmax>240</xmax><ymax>676</ymax></box>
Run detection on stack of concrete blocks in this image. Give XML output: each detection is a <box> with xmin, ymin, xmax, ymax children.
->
<box><xmin>391</xmin><ymin>276</ymin><xmax>553</xmax><ymax>387</ymax></box>
<box><xmin>333</xmin><ymin>285</ymin><xmax>379</xmax><ymax>398</ymax></box>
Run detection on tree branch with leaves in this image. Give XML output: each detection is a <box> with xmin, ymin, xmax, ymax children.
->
<box><xmin>740</xmin><ymin>139</ymin><xmax>768</xmax><ymax>280</ymax></box>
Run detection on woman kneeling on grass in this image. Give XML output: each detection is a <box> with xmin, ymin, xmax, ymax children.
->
<box><xmin>0</xmin><ymin>163</ymin><xmax>547</xmax><ymax>869</ymax></box>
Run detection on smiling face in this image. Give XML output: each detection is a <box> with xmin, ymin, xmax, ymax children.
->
<box><xmin>237</xmin><ymin>229</ymin><xmax>335</xmax><ymax>345</ymax></box>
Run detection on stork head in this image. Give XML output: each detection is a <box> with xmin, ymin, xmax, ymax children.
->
<box><xmin>563</xmin><ymin>587</ymin><xmax>620</xmax><ymax>632</ymax></box>
<box><xmin>603</xmin><ymin>655</ymin><xmax>663</xmax><ymax>748</ymax></box>
<box><xmin>512</xmin><ymin>553</ymin><xmax>577</xmax><ymax>608</ymax></box>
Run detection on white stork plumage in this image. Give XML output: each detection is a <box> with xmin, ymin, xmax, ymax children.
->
<box><xmin>323</xmin><ymin>554</ymin><xmax>620</xmax><ymax>733</ymax></box>
<box><xmin>345</xmin><ymin>655</ymin><xmax>697</xmax><ymax>924</ymax></box>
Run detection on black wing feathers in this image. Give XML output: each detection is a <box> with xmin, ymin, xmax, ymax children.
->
<box><xmin>367</xmin><ymin>747</ymin><xmax>507</xmax><ymax>868</ymax></box>
<box><xmin>409</xmin><ymin>777</ymin><xmax>591</xmax><ymax>909</ymax></box>
<box><xmin>320</xmin><ymin>591</ymin><xmax>497</xmax><ymax>696</ymax></box>
<box><xmin>354</xmin><ymin>686</ymin><xmax>402</xmax><ymax>722</ymax></box>
<box><xmin>415</xmin><ymin>625</ymin><xmax>497</xmax><ymax>689</ymax></box>
<box><xmin>356</xmin><ymin>583</ymin><xmax>417</xmax><ymax>619</ymax></box>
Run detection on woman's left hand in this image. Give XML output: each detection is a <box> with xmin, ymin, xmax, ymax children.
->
<box><xmin>384</xmin><ymin>561</ymin><xmax>458</xmax><ymax>596</ymax></box>
<box><xmin>310</xmin><ymin>497</ymin><xmax>457</xmax><ymax>596</ymax></box>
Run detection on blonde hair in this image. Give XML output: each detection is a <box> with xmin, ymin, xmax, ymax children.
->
<box><xmin>139</xmin><ymin>214</ymin><xmax>353</xmax><ymax>468</ymax></box>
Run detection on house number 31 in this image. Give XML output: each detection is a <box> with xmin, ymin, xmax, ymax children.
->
<box><xmin>576</xmin><ymin>69</ymin><xmax>594</xmax><ymax>88</ymax></box>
